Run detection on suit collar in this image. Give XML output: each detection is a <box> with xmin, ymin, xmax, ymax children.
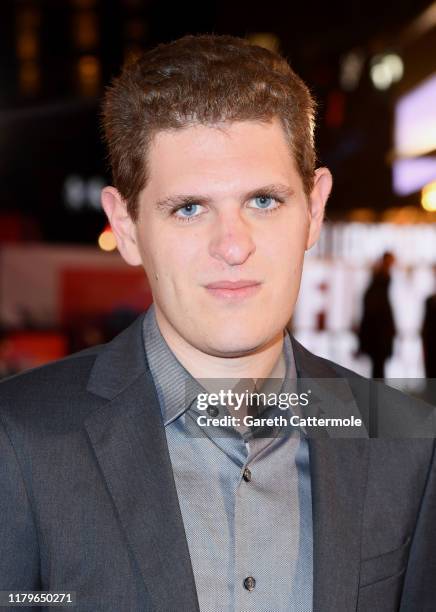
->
<box><xmin>86</xmin><ymin>312</ymin><xmax>149</xmax><ymax>400</ymax></box>
<box><xmin>290</xmin><ymin>334</ymin><xmax>369</xmax><ymax>439</ymax></box>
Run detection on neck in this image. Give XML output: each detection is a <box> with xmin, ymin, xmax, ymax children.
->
<box><xmin>155</xmin><ymin>310</ymin><xmax>285</xmax><ymax>382</ymax></box>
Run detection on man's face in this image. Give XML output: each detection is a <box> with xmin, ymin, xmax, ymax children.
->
<box><xmin>105</xmin><ymin>118</ymin><xmax>331</xmax><ymax>357</ymax></box>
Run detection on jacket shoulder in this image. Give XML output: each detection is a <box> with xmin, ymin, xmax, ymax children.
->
<box><xmin>0</xmin><ymin>344</ymin><xmax>106</xmax><ymax>429</ymax></box>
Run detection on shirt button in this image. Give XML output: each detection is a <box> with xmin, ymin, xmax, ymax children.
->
<box><xmin>207</xmin><ymin>405</ymin><xmax>219</xmax><ymax>417</ymax></box>
<box><xmin>243</xmin><ymin>576</ymin><xmax>256</xmax><ymax>591</ymax></box>
<box><xmin>243</xmin><ymin>467</ymin><xmax>252</xmax><ymax>482</ymax></box>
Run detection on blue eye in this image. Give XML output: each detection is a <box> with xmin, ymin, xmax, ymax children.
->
<box><xmin>176</xmin><ymin>203</ymin><xmax>199</xmax><ymax>217</ymax></box>
<box><xmin>253</xmin><ymin>195</ymin><xmax>274</xmax><ymax>209</ymax></box>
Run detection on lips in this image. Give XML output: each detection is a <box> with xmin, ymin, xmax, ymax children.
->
<box><xmin>205</xmin><ymin>280</ymin><xmax>261</xmax><ymax>300</ymax></box>
<box><xmin>206</xmin><ymin>280</ymin><xmax>260</xmax><ymax>290</ymax></box>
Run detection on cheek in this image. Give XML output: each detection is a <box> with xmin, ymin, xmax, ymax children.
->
<box><xmin>146</xmin><ymin>232</ymin><xmax>202</xmax><ymax>285</ymax></box>
<box><xmin>261</xmin><ymin>226</ymin><xmax>306</xmax><ymax>276</ymax></box>
<box><xmin>257</xmin><ymin>238</ymin><xmax>306</xmax><ymax>311</ymax></box>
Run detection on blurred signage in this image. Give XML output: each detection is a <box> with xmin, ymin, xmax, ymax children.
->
<box><xmin>294</xmin><ymin>256</ymin><xmax>434</xmax><ymax>379</ymax></box>
<box><xmin>313</xmin><ymin>222</ymin><xmax>436</xmax><ymax>264</ymax></box>
<box><xmin>63</xmin><ymin>174</ymin><xmax>106</xmax><ymax>211</ymax></box>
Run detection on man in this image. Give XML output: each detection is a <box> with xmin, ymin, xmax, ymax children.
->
<box><xmin>422</xmin><ymin>265</ymin><xmax>436</xmax><ymax>379</ymax></box>
<box><xmin>357</xmin><ymin>252</ymin><xmax>396</xmax><ymax>379</ymax></box>
<box><xmin>0</xmin><ymin>34</ymin><xmax>435</xmax><ymax>612</ymax></box>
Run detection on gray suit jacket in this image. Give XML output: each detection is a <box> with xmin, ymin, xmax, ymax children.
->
<box><xmin>0</xmin><ymin>312</ymin><xmax>435</xmax><ymax>612</ymax></box>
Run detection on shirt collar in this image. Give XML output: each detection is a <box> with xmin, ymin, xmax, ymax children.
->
<box><xmin>143</xmin><ymin>304</ymin><xmax>298</xmax><ymax>427</ymax></box>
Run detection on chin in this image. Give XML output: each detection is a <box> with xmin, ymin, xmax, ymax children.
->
<box><xmin>201</xmin><ymin>329</ymin><xmax>275</xmax><ymax>358</ymax></box>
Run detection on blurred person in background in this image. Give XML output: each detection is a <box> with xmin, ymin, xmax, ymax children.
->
<box><xmin>421</xmin><ymin>266</ymin><xmax>436</xmax><ymax>407</ymax></box>
<box><xmin>357</xmin><ymin>251</ymin><xmax>396</xmax><ymax>379</ymax></box>
<box><xmin>421</xmin><ymin>265</ymin><xmax>436</xmax><ymax>379</ymax></box>
<box><xmin>1</xmin><ymin>35</ymin><xmax>435</xmax><ymax>612</ymax></box>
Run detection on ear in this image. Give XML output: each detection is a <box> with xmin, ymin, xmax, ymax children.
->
<box><xmin>306</xmin><ymin>167</ymin><xmax>333</xmax><ymax>250</ymax></box>
<box><xmin>101</xmin><ymin>186</ymin><xmax>142</xmax><ymax>266</ymax></box>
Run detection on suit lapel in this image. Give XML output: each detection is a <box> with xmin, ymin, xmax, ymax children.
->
<box><xmin>84</xmin><ymin>314</ymin><xmax>200</xmax><ymax>612</ymax></box>
<box><xmin>291</xmin><ymin>335</ymin><xmax>370</xmax><ymax>612</ymax></box>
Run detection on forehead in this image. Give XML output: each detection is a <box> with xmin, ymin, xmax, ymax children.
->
<box><xmin>145</xmin><ymin>118</ymin><xmax>301</xmax><ymax>195</ymax></box>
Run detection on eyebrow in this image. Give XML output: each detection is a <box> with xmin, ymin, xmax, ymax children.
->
<box><xmin>154</xmin><ymin>183</ymin><xmax>295</xmax><ymax>213</ymax></box>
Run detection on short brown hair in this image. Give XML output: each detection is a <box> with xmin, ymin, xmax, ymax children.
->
<box><xmin>102</xmin><ymin>34</ymin><xmax>317</xmax><ymax>221</ymax></box>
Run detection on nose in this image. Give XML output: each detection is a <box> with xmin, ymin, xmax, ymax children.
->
<box><xmin>208</xmin><ymin>209</ymin><xmax>256</xmax><ymax>266</ymax></box>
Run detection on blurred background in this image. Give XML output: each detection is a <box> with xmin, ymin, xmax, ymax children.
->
<box><xmin>1</xmin><ymin>0</ymin><xmax>436</xmax><ymax>382</ymax></box>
